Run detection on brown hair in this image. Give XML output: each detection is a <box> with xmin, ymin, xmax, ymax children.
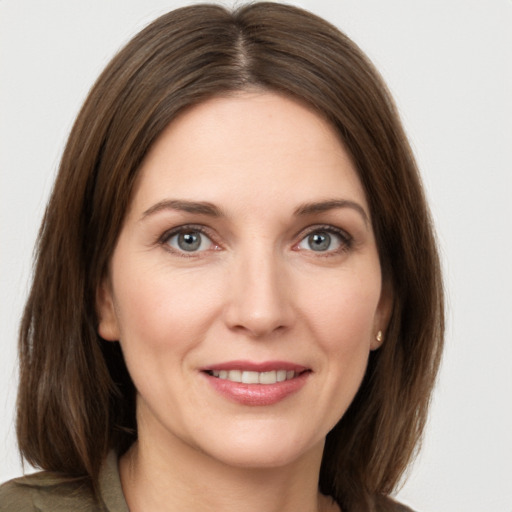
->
<box><xmin>17</xmin><ymin>3</ymin><xmax>443</xmax><ymax>509</ymax></box>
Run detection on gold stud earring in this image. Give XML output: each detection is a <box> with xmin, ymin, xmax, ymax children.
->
<box><xmin>376</xmin><ymin>330</ymin><xmax>383</xmax><ymax>343</ymax></box>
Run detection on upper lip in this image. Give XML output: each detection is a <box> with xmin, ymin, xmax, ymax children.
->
<box><xmin>200</xmin><ymin>360</ymin><xmax>309</xmax><ymax>373</ymax></box>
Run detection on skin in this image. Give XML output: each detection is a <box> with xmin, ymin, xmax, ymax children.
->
<box><xmin>97</xmin><ymin>91</ymin><xmax>391</xmax><ymax>512</ymax></box>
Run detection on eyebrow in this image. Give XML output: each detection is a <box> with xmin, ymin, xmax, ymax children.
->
<box><xmin>141</xmin><ymin>199</ymin><xmax>223</xmax><ymax>220</ymax></box>
<box><xmin>294</xmin><ymin>199</ymin><xmax>369</xmax><ymax>225</ymax></box>
<box><xmin>140</xmin><ymin>198</ymin><xmax>369</xmax><ymax>224</ymax></box>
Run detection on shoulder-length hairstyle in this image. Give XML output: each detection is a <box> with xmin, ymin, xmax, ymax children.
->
<box><xmin>17</xmin><ymin>2</ymin><xmax>444</xmax><ymax>510</ymax></box>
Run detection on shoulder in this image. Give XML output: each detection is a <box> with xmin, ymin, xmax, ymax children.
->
<box><xmin>327</xmin><ymin>493</ymin><xmax>416</xmax><ymax>512</ymax></box>
<box><xmin>377</xmin><ymin>494</ymin><xmax>417</xmax><ymax>512</ymax></box>
<box><xmin>0</xmin><ymin>472</ymin><xmax>100</xmax><ymax>512</ymax></box>
<box><xmin>0</xmin><ymin>451</ymin><xmax>127</xmax><ymax>512</ymax></box>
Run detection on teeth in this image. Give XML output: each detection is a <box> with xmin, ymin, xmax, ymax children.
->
<box><xmin>211</xmin><ymin>369</ymin><xmax>298</xmax><ymax>384</ymax></box>
<box><xmin>259</xmin><ymin>371</ymin><xmax>277</xmax><ymax>384</ymax></box>
<box><xmin>241</xmin><ymin>371</ymin><xmax>258</xmax><ymax>384</ymax></box>
<box><xmin>227</xmin><ymin>369</ymin><xmax>242</xmax><ymax>382</ymax></box>
<box><xmin>277</xmin><ymin>370</ymin><xmax>287</xmax><ymax>382</ymax></box>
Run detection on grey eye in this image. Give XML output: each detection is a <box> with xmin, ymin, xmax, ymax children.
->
<box><xmin>167</xmin><ymin>230</ymin><xmax>213</xmax><ymax>252</ymax></box>
<box><xmin>297</xmin><ymin>229</ymin><xmax>345</xmax><ymax>253</ymax></box>
<box><xmin>178</xmin><ymin>232</ymin><xmax>201</xmax><ymax>251</ymax></box>
<box><xmin>307</xmin><ymin>232</ymin><xmax>332</xmax><ymax>251</ymax></box>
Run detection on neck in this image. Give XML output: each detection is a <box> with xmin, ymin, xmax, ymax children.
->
<box><xmin>119</xmin><ymin>431</ymin><xmax>337</xmax><ymax>512</ymax></box>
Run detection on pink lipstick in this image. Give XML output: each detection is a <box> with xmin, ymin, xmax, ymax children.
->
<box><xmin>201</xmin><ymin>360</ymin><xmax>311</xmax><ymax>406</ymax></box>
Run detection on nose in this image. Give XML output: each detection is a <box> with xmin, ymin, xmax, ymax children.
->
<box><xmin>223</xmin><ymin>247</ymin><xmax>294</xmax><ymax>339</ymax></box>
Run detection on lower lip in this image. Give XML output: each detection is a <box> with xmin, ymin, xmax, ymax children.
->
<box><xmin>203</xmin><ymin>372</ymin><xmax>310</xmax><ymax>406</ymax></box>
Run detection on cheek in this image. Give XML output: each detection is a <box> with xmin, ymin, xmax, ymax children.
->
<box><xmin>112</xmin><ymin>261</ymin><xmax>223</xmax><ymax>352</ymax></box>
<box><xmin>301</xmin><ymin>271</ymin><xmax>381</xmax><ymax>350</ymax></box>
<box><xmin>304</xmin><ymin>274</ymin><xmax>380</xmax><ymax>417</ymax></box>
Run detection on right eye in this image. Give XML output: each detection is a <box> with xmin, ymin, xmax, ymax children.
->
<box><xmin>164</xmin><ymin>228</ymin><xmax>216</xmax><ymax>253</ymax></box>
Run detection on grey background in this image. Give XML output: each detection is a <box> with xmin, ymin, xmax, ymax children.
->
<box><xmin>1</xmin><ymin>1</ymin><xmax>511</xmax><ymax>510</ymax></box>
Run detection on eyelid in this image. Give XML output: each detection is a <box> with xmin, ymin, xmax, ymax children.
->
<box><xmin>158</xmin><ymin>224</ymin><xmax>221</xmax><ymax>256</ymax></box>
<box><xmin>294</xmin><ymin>224</ymin><xmax>353</xmax><ymax>253</ymax></box>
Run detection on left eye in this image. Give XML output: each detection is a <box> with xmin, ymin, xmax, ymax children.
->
<box><xmin>297</xmin><ymin>230</ymin><xmax>347</xmax><ymax>252</ymax></box>
<box><xmin>166</xmin><ymin>230</ymin><xmax>214</xmax><ymax>253</ymax></box>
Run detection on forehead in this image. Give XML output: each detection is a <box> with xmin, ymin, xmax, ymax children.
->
<box><xmin>130</xmin><ymin>92</ymin><xmax>368</xmax><ymax>217</ymax></box>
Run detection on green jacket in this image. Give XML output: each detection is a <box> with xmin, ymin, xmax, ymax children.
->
<box><xmin>0</xmin><ymin>451</ymin><xmax>128</xmax><ymax>512</ymax></box>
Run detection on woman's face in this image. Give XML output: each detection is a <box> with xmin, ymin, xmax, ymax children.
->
<box><xmin>98</xmin><ymin>92</ymin><xmax>390</xmax><ymax>469</ymax></box>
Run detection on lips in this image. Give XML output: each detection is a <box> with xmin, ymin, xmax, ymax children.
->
<box><xmin>201</xmin><ymin>361</ymin><xmax>311</xmax><ymax>406</ymax></box>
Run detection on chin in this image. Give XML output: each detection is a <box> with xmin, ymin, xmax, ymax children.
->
<box><xmin>189</xmin><ymin>422</ymin><xmax>326</xmax><ymax>470</ymax></box>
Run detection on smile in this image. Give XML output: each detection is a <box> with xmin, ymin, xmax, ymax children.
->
<box><xmin>206</xmin><ymin>369</ymin><xmax>297</xmax><ymax>384</ymax></box>
<box><xmin>201</xmin><ymin>361</ymin><xmax>311</xmax><ymax>406</ymax></box>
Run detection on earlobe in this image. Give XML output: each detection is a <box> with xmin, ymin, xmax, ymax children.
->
<box><xmin>96</xmin><ymin>279</ymin><xmax>120</xmax><ymax>341</ymax></box>
<box><xmin>371</xmin><ymin>279</ymin><xmax>393</xmax><ymax>351</ymax></box>
<box><xmin>371</xmin><ymin>330</ymin><xmax>384</xmax><ymax>350</ymax></box>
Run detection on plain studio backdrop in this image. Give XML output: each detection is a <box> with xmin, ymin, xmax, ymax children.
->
<box><xmin>1</xmin><ymin>1</ymin><xmax>511</xmax><ymax>510</ymax></box>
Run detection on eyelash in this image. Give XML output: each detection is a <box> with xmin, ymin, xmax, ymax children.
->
<box><xmin>295</xmin><ymin>225</ymin><xmax>353</xmax><ymax>256</ymax></box>
<box><xmin>157</xmin><ymin>224</ymin><xmax>353</xmax><ymax>257</ymax></box>
<box><xmin>158</xmin><ymin>224</ymin><xmax>219</xmax><ymax>258</ymax></box>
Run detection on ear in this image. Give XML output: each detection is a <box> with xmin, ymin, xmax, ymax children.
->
<box><xmin>371</xmin><ymin>278</ymin><xmax>393</xmax><ymax>351</ymax></box>
<box><xmin>96</xmin><ymin>278</ymin><xmax>120</xmax><ymax>341</ymax></box>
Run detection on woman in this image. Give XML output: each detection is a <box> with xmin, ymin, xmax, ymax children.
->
<box><xmin>0</xmin><ymin>3</ymin><xmax>443</xmax><ymax>511</ymax></box>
